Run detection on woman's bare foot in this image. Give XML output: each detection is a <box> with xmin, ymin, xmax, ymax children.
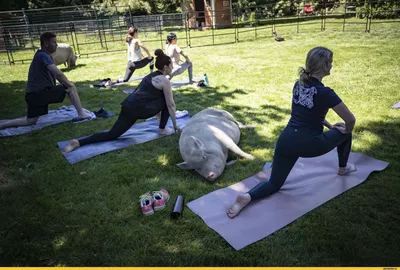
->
<box><xmin>158</xmin><ymin>127</ymin><xmax>174</xmax><ymax>135</ymax></box>
<box><xmin>63</xmin><ymin>139</ymin><xmax>80</xmax><ymax>153</ymax></box>
<box><xmin>104</xmin><ymin>80</ymin><xmax>117</xmax><ymax>87</ymax></box>
<box><xmin>226</xmin><ymin>193</ymin><xmax>251</xmax><ymax>219</ymax></box>
<box><xmin>338</xmin><ymin>163</ymin><xmax>357</xmax><ymax>175</ymax></box>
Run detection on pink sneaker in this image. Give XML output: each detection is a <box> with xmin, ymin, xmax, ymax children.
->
<box><xmin>139</xmin><ymin>192</ymin><xmax>154</xmax><ymax>216</ymax></box>
<box><xmin>153</xmin><ymin>189</ymin><xmax>170</xmax><ymax>211</ymax></box>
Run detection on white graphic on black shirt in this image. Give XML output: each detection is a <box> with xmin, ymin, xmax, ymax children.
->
<box><xmin>293</xmin><ymin>84</ymin><xmax>318</xmax><ymax>109</ymax></box>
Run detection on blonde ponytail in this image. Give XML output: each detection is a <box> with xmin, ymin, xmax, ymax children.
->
<box><xmin>299</xmin><ymin>47</ymin><xmax>333</xmax><ymax>86</ymax></box>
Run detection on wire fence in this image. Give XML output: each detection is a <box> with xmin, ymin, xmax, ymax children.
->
<box><xmin>0</xmin><ymin>0</ymin><xmax>399</xmax><ymax>65</ymax></box>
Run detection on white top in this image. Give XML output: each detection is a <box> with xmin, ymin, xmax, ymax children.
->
<box><xmin>165</xmin><ymin>43</ymin><xmax>182</xmax><ymax>67</ymax></box>
<box><xmin>127</xmin><ymin>40</ymin><xmax>142</xmax><ymax>62</ymax></box>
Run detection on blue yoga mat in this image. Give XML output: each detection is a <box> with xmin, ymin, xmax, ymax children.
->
<box><xmin>57</xmin><ymin>114</ymin><xmax>191</xmax><ymax>164</ymax></box>
<box><xmin>0</xmin><ymin>106</ymin><xmax>93</xmax><ymax>137</ymax></box>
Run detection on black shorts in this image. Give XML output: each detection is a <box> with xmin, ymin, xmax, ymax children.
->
<box><xmin>25</xmin><ymin>84</ymin><xmax>67</xmax><ymax>118</ymax></box>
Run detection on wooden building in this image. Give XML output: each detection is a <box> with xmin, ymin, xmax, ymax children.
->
<box><xmin>182</xmin><ymin>0</ymin><xmax>232</xmax><ymax>29</ymax></box>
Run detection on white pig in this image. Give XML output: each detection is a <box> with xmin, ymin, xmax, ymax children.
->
<box><xmin>177</xmin><ymin>108</ymin><xmax>254</xmax><ymax>182</ymax></box>
<box><xmin>52</xmin><ymin>43</ymin><xmax>78</xmax><ymax>69</ymax></box>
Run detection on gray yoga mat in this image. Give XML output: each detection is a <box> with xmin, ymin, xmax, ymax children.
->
<box><xmin>122</xmin><ymin>77</ymin><xmax>203</xmax><ymax>93</ymax></box>
<box><xmin>187</xmin><ymin>150</ymin><xmax>389</xmax><ymax>251</ymax></box>
<box><xmin>0</xmin><ymin>105</ymin><xmax>92</xmax><ymax>137</ymax></box>
<box><xmin>171</xmin><ymin>77</ymin><xmax>202</xmax><ymax>88</ymax></box>
<box><xmin>57</xmin><ymin>113</ymin><xmax>191</xmax><ymax>164</ymax></box>
<box><xmin>392</xmin><ymin>102</ymin><xmax>400</xmax><ymax>109</ymax></box>
<box><xmin>113</xmin><ymin>75</ymin><xmax>146</xmax><ymax>86</ymax></box>
<box><xmin>123</xmin><ymin>88</ymin><xmax>135</xmax><ymax>94</ymax></box>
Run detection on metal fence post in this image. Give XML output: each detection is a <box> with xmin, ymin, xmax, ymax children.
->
<box><xmin>320</xmin><ymin>3</ymin><xmax>325</xmax><ymax>31</ymax></box>
<box><xmin>272</xmin><ymin>5</ymin><xmax>276</xmax><ymax>33</ymax></box>
<box><xmin>22</xmin><ymin>8</ymin><xmax>35</xmax><ymax>51</ymax></box>
<box><xmin>184</xmin><ymin>12</ymin><xmax>189</xmax><ymax>47</ymax></box>
<box><xmin>159</xmin><ymin>15</ymin><xmax>164</xmax><ymax>49</ymax></box>
<box><xmin>297</xmin><ymin>5</ymin><xmax>300</xmax><ymax>33</ymax></box>
<box><xmin>343</xmin><ymin>1</ymin><xmax>347</xmax><ymax>32</ymax></box>
<box><xmin>187</xmin><ymin>12</ymin><xmax>192</xmax><ymax>47</ymax></box>
<box><xmin>115</xmin><ymin>6</ymin><xmax>122</xmax><ymax>40</ymax></box>
<box><xmin>212</xmin><ymin>10</ymin><xmax>215</xmax><ymax>45</ymax></box>
<box><xmin>72</xmin><ymin>22</ymin><xmax>80</xmax><ymax>55</ymax></box>
<box><xmin>234</xmin><ymin>8</ymin><xmax>238</xmax><ymax>43</ymax></box>
<box><xmin>365</xmin><ymin>0</ymin><xmax>372</xmax><ymax>33</ymax></box>
<box><xmin>94</xmin><ymin>6</ymin><xmax>104</xmax><ymax>48</ymax></box>
<box><xmin>4</xmin><ymin>32</ymin><xmax>13</xmax><ymax>65</ymax></box>
<box><xmin>128</xmin><ymin>5</ymin><xmax>133</xmax><ymax>25</ymax></box>
<box><xmin>101</xmin><ymin>20</ymin><xmax>108</xmax><ymax>51</ymax></box>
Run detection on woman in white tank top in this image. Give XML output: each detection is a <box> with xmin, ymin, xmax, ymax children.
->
<box><xmin>165</xmin><ymin>32</ymin><xmax>194</xmax><ymax>83</ymax></box>
<box><xmin>105</xmin><ymin>26</ymin><xmax>155</xmax><ymax>87</ymax></box>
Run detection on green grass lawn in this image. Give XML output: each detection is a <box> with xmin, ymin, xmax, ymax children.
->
<box><xmin>0</xmin><ymin>22</ymin><xmax>399</xmax><ymax>266</ymax></box>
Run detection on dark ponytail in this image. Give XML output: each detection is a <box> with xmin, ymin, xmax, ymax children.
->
<box><xmin>154</xmin><ymin>49</ymin><xmax>171</xmax><ymax>70</ymax></box>
<box><xmin>126</xmin><ymin>26</ymin><xmax>138</xmax><ymax>43</ymax></box>
<box><xmin>166</xmin><ymin>32</ymin><xmax>177</xmax><ymax>44</ymax></box>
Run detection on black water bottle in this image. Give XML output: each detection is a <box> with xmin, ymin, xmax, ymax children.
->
<box><xmin>171</xmin><ymin>195</ymin><xmax>184</xmax><ymax>219</ymax></box>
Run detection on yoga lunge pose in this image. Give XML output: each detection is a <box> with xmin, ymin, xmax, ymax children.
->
<box><xmin>0</xmin><ymin>32</ymin><xmax>92</xmax><ymax>129</ymax></box>
<box><xmin>64</xmin><ymin>49</ymin><xmax>181</xmax><ymax>153</ymax></box>
<box><xmin>165</xmin><ymin>32</ymin><xmax>194</xmax><ymax>82</ymax></box>
<box><xmin>227</xmin><ymin>46</ymin><xmax>357</xmax><ymax>219</ymax></box>
<box><xmin>105</xmin><ymin>26</ymin><xmax>154</xmax><ymax>87</ymax></box>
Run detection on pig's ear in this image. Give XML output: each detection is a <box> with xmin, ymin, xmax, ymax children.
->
<box><xmin>191</xmin><ymin>136</ymin><xmax>204</xmax><ymax>149</ymax></box>
<box><xmin>176</xmin><ymin>161</ymin><xmax>194</xmax><ymax>170</ymax></box>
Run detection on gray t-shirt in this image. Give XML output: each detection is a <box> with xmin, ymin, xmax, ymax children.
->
<box><xmin>26</xmin><ymin>50</ymin><xmax>56</xmax><ymax>93</ymax></box>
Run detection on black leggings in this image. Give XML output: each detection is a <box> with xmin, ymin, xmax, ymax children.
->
<box><xmin>78</xmin><ymin>98</ymin><xmax>169</xmax><ymax>147</ymax></box>
<box><xmin>123</xmin><ymin>58</ymin><xmax>154</xmax><ymax>82</ymax></box>
<box><xmin>248</xmin><ymin>126</ymin><xmax>352</xmax><ymax>200</ymax></box>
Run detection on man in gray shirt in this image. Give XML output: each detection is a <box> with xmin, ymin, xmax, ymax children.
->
<box><xmin>0</xmin><ymin>32</ymin><xmax>92</xmax><ymax>130</ymax></box>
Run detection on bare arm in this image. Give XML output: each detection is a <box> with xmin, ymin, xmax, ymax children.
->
<box><xmin>162</xmin><ymin>79</ymin><xmax>178</xmax><ymax>130</ymax></box>
<box><xmin>322</xmin><ymin>119</ymin><xmax>332</xmax><ymax>129</ymax></box>
<box><xmin>177</xmin><ymin>47</ymin><xmax>190</xmax><ymax>62</ymax></box>
<box><xmin>152</xmin><ymin>75</ymin><xmax>179</xmax><ymax>130</ymax></box>
<box><xmin>47</xmin><ymin>64</ymin><xmax>74</xmax><ymax>88</ymax></box>
<box><xmin>138</xmin><ymin>40</ymin><xmax>151</xmax><ymax>58</ymax></box>
<box><xmin>332</xmin><ymin>102</ymin><xmax>356</xmax><ymax>134</ymax></box>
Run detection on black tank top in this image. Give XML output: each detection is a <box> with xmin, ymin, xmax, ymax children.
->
<box><xmin>121</xmin><ymin>71</ymin><xmax>165</xmax><ymax>108</ymax></box>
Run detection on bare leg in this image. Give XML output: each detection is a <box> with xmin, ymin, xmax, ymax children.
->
<box><xmin>104</xmin><ymin>80</ymin><xmax>119</xmax><ymax>87</ymax></box>
<box><xmin>0</xmin><ymin>116</ymin><xmax>38</xmax><ymax>129</ymax></box>
<box><xmin>63</xmin><ymin>139</ymin><xmax>80</xmax><ymax>153</ymax></box>
<box><xmin>158</xmin><ymin>127</ymin><xmax>174</xmax><ymax>135</ymax></box>
<box><xmin>226</xmin><ymin>193</ymin><xmax>251</xmax><ymax>219</ymax></box>
<box><xmin>66</xmin><ymin>85</ymin><xmax>90</xmax><ymax>117</ymax></box>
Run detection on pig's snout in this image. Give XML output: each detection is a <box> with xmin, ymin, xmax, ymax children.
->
<box><xmin>207</xmin><ymin>172</ymin><xmax>216</xmax><ymax>181</ymax></box>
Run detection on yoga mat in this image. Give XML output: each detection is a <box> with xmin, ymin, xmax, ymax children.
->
<box><xmin>123</xmin><ymin>88</ymin><xmax>134</xmax><ymax>94</ymax></box>
<box><xmin>171</xmin><ymin>77</ymin><xmax>202</xmax><ymax>88</ymax></box>
<box><xmin>93</xmin><ymin>76</ymin><xmax>145</xmax><ymax>88</ymax></box>
<box><xmin>392</xmin><ymin>102</ymin><xmax>400</xmax><ymax>109</ymax></box>
<box><xmin>123</xmin><ymin>77</ymin><xmax>203</xmax><ymax>92</ymax></box>
<box><xmin>187</xmin><ymin>150</ymin><xmax>389</xmax><ymax>251</ymax></box>
<box><xmin>57</xmin><ymin>114</ymin><xmax>191</xmax><ymax>164</ymax></box>
<box><xmin>0</xmin><ymin>105</ymin><xmax>92</xmax><ymax>137</ymax></box>
<box><xmin>113</xmin><ymin>75</ymin><xmax>146</xmax><ymax>86</ymax></box>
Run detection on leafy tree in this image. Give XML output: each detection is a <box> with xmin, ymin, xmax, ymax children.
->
<box><xmin>0</xmin><ymin>0</ymin><xmax>28</xmax><ymax>11</ymax></box>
